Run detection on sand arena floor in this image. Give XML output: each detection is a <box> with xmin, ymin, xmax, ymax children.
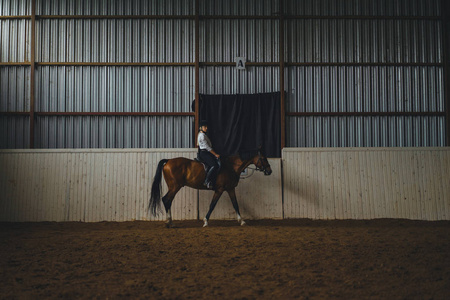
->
<box><xmin>1</xmin><ymin>219</ymin><xmax>449</xmax><ymax>299</ymax></box>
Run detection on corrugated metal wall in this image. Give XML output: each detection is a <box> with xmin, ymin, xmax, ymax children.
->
<box><xmin>36</xmin><ymin>19</ymin><xmax>195</xmax><ymax>62</ymax></box>
<box><xmin>0</xmin><ymin>0</ymin><xmax>30</xmax><ymax>148</ymax></box>
<box><xmin>200</xmin><ymin>0</ymin><xmax>279</xmax><ymax>15</ymax></box>
<box><xmin>35</xmin><ymin>67</ymin><xmax>194</xmax><ymax>112</ymax></box>
<box><xmin>0</xmin><ymin>0</ymin><xmax>448</xmax><ymax>149</ymax></box>
<box><xmin>0</xmin><ymin>19</ymin><xmax>30</xmax><ymax>61</ymax></box>
<box><xmin>287</xmin><ymin>115</ymin><xmax>446</xmax><ymax>147</ymax></box>
<box><xmin>35</xmin><ymin>0</ymin><xmax>195</xmax><ymax>16</ymax></box>
<box><xmin>284</xmin><ymin>4</ymin><xmax>446</xmax><ymax>147</ymax></box>
<box><xmin>0</xmin><ymin>0</ymin><xmax>30</xmax><ymax>15</ymax></box>
<box><xmin>34</xmin><ymin>116</ymin><xmax>192</xmax><ymax>148</ymax></box>
<box><xmin>33</xmin><ymin>6</ymin><xmax>196</xmax><ymax>148</ymax></box>
<box><xmin>200</xmin><ymin>66</ymin><xmax>279</xmax><ymax>95</ymax></box>
<box><xmin>283</xmin><ymin>148</ymin><xmax>450</xmax><ymax>221</ymax></box>
<box><xmin>0</xmin><ymin>115</ymin><xmax>29</xmax><ymax>148</ymax></box>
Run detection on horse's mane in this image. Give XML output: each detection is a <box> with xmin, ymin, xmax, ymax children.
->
<box><xmin>238</xmin><ymin>149</ymin><xmax>258</xmax><ymax>161</ymax></box>
<box><xmin>221</xmin><ymin>149</ymin><xmax>259</xmax><ymax>165</ymax></box>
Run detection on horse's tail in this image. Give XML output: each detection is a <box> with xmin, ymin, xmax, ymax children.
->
<box><xmin>149</xmin><ymin>159</ymin><xmax>169</xmax><ymax>216</ymax></box>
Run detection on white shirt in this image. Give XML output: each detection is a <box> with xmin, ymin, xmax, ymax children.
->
<box><xmin>197</xmin><ymin>132</ymin><xmax>213</xmax><ymax>151</ymax></box>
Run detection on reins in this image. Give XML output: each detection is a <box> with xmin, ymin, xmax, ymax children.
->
<box><xmin>240</xmin><ymin>152</ymin><xmax>268</xmax><ymax>179</ymax></box>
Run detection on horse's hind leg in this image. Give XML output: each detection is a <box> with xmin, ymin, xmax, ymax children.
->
<box><xmin>162</xmin><ymin>186</ymin><xmax>181</xmax><ymax>228</ymax></box>
<box><xmin>227</xmin><ymin>189</ymin><xmax>246</xmax><ymax>226</ymax></box>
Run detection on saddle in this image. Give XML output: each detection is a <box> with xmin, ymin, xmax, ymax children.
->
<box><xmin>195</xmin><ymin>152</ymin><xmax>222</xmax><ymax>173</ymax></box>
<box><xmin>194</xmin><ymin>157</ymin><xmax>209</xmax><ymax>172</ymax></box>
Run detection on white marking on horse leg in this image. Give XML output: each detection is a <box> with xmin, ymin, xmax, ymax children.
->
<box><xmin>203</xmin><ymin>217</ymin><xmax>208</xmax><ymax>227</ymax></box>
<box><xmin>165</xmin><ymin>210</ymin><xmax>173</xmax><ymax>227</ymax></box>
<box><xmin>237</xmin><ymin>214</ymin><xmax>246</xmax><ymax>226</ymax></box>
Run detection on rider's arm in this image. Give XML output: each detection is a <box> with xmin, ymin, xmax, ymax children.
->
<box><xmin>210</xmin><ymin>149</ymin><xmax>220</xmax><ymax>158</ymax></box>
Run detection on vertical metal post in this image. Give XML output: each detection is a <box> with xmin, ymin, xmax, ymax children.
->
<box><xmin>279</xmin><ymin>0</ymin><xmax>286</xmax><ymax>149</ymax></box>
<box><xmin>29</xmin><ymin>0</ymin><xmax>36</xmax><ymax>148</ymax></box>
<box><xmin>194</xmin><ymin>0</ymin><xmax>201</xmax><ymax>222</ymax></box>
<box><xmin>442</xmin><ymin>0</ymin><xmax>450</xmax><ymax>146</ymax></box>
<box><xmin>194</xmin><ymin>0</ymin><xmax>200</xmax><ymax>144</ymax></box>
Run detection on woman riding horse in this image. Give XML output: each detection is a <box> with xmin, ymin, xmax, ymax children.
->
<box><xmin>149</xmin><ymin>146</ymin><xmax>272</xmax><ymax>227</ymax></box>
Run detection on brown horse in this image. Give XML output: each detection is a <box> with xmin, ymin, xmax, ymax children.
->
<box><xmin>149</xmin><ymin>150</ymin><xmax>272</xmax><ymax>227</ymax></box>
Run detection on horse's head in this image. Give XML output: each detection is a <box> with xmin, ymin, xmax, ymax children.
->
<box><xmin>252</xmin><ymin>150</ymin><xmax>272</xmax><ymax>176</ymax></box>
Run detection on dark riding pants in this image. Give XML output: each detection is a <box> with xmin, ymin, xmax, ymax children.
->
<box><xmin>198</xmin><ymin>150</ymin><xmax>219</xmax><ymax>186</ymax></box>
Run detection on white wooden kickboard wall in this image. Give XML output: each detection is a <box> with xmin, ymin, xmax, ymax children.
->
<box><xmin>0</xmin><ymin>148</ymin><xmax>448</xmax><ymax>222</ymax></box>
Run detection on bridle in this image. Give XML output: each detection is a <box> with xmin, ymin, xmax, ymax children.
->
<box><xmin>249</xmin><ymin>151</ymin><xmax>271</xmax><ymax>175</ymax></box>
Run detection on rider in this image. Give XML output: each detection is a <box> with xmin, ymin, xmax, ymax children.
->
<box><xmin>197</xmin><ymin>120</ymin><xmax>220</xmax><ymax>189</ymax></box>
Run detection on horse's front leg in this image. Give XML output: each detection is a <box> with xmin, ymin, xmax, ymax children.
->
<box><xmin>203</xmin><ymin>190</ymin><xmax>223</xmax><ymax>227</ymax></box>
<box><xmin>227</xmin><ymin>189</ymin><xmax>246</xmax><ymax>226</ymax></box>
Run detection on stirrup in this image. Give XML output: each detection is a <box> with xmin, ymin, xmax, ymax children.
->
<box><xmin>204</xmin><ymin>181</ymin><xmax>214</xmax><ymax>190</ymax></box>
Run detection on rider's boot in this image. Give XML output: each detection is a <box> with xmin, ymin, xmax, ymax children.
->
<box><xmin>204</xmin><ymin>166</ymin><xmax>217</xmax><ymax>189</ymax></box>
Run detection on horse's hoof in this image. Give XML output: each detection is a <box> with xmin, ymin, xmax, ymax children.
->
<box><xmin>240</xmin><ymin>220</ymin><xmax>246</xmax><ymax>226</ymax></box>
<box><xmin>203</xmin><ymin>218</ymin><xmax>208</xmax><ymax>227</ymax></box>
<box><xmin>165</xmin><ymin>221</ymin><xmax>173</xmax><ymax>228</ymax></box>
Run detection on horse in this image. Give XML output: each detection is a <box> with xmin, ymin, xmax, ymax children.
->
<box><xmin>149</xmin><ymin>150</ymin><xmax>272</xmax><ymax>227</ymax></box>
